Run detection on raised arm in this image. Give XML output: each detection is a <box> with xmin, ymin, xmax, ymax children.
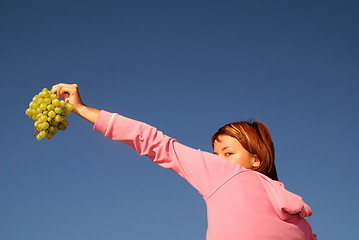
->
<box><xmin>51</xmin><ymin>83</ymin><xmax>244</xmax><ymax>198</ymax></box>
<box><xmin>51</xmin><ymin>83</ymin><xmax>100</xmax><ymax>124</ymax></box>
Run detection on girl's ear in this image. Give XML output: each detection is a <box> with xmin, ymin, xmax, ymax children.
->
<box><xmin>252</xmin><ymin>155</ymin><xmax>261</xmax><ymax>168</ymax></box>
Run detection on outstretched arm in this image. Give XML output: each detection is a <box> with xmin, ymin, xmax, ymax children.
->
<box><xmin>51</xmin><ymin>83</ymin><xmax>100</xmax><ymax>124</ymax></box>
<box><xmin>51</xmin><ymin>83</ymin><xmax>241</xmax><ymax>198</ymax></box>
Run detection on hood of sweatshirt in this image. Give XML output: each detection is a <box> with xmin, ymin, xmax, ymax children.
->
<box><xmin>258</xmin><ymin>174</ymin><xmax>312</xmax><ymax>220</ymax></box>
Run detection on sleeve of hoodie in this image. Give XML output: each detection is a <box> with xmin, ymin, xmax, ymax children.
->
<box><xmin>93</xmin><ymin>110</ymin><xmax>243</xmax><ymax>198</ymax></box>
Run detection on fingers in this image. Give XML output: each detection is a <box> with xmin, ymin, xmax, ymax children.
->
<box><xmin>51</xmin><ymin>83</ymin><xmax>84</xmax><ymax>109</ymax></box>
<box><xmin>51</xmin><ymin>83</ymin><xmax>75</xmax><ymax>93</ymax></box>
<box><xmin>51</xmin><ymin>83</ymin><xmax>77</xmax><ymax>92</ymax></box>
<box><xmin>51</xmin><ymin>83</ymin><xmax>78</xmax><ymax>100</ymax></box>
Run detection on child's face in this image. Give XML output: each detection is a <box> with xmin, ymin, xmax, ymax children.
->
<box><xmin>213</xmin><ymin>135</ymin><xmax>260</xmax><ymax>169</ymax></box>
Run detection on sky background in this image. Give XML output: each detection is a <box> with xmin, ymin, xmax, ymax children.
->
<box><xmin>1</xmin><ymin>0</ymin><xmax>358</xmax><ymax>239</ymax></box>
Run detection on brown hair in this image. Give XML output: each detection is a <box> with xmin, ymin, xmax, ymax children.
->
<box><xmin>211</xmin><ymin>120</ymin><xmax>278</xmax><ymax>181</ymax></box>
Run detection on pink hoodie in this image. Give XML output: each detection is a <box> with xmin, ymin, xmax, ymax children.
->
<box><xmin>94</xmin><ymin>111</ymin><xmax>317</xmax><ymax>240</ymax></box>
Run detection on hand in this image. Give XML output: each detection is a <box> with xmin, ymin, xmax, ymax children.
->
<box><xmin>51</xmin><ymin>83</ymin><xmax>85</xmax><ymax>114</ymax></box>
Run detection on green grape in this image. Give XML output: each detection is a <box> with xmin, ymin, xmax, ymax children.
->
<box><xmin>44</xmin><ymin>98</ymin><xmax>52</xmax><ymax>104</ymax></box>
<box><xmin>32</xmin><ymin>95</ymin><xmax>39</xmax><ymax>102</ymax></box>
<box><xmin>40</xmin><ymin>122</ymin><xmax>49</xmax><ymax>130</ymax></box>
<box><xmin>48</xmin><ymin>126</ymin><xmax>58</xmax><ymax>134</ymax></box>
<box><xmin>30</xmin><ymin>102</ymin><xmax>39</xmax><ymax>109</ymax></box>
<box><xmin>39</xmin><ymin>103</ymin><xmax>47</xmax><ymax>110</ymax></box>
<box><xmin>48</xmin><ymin>110</ymin><xmax>56</xmax><ymax>118</ymax></box>
<box><xmin>39</xmin><ymin>90</ymin><xmax>49</xmax><ymax>98</ymax></box>
<box><xmin>50</xmin><ymin>93</ymin><xmax>57</xmax><ymax>100</ymax></box>
<box><xmin>36</xmin><ymin>134</ymin><xmax>43</xmax><ymax>140</ymax></box>
<box><xmin>54</xmin><ymin>115</ymin><xmax>62</xmax><ymax>122</ymax></box>
<box><xmin>37</xmin><ymin>97</ymin><xmax>44</xmax><ymax>104</ymax></box>
<box><xmin>60</xmin><ymin>100</ymin><xmax>66</xmax><ymax>108</ymax></box>
<box><xmin>65</xmin><ymin>103</ymin><xmax>74</xmax><ymax>111</ymax></box>
<box><xmin>61</xmin><ymin>119</ymin><xmax>69</xmax><ymax>126</ymax></box>
<box><xmin>58</xmin><ymin>123</ymin><xmax>67</xmax><ymax>131</ymax></box>
<box><xmin>26</xmin><ymin>108</ymin><xmax>33</xmax><ymax>116</ymax></box>
<box><xmin>44</xmin><ymin>91</ymin><xmax>51</xmax><ymax>98</ymax></box>
<box><xmin>38</xmin><ymin>115</ymin><xmax>47</xmax><ymax>123</ymax></box>
<box><xmin>38</xmin><ymin>130</ymin><xmax>46</xmax><ymax>138</ymax></box>
<box><xmin>47</xmin><ymin>104</ymin><xmax>55</xmax><ymax>111</ymax></box>
<box><xmin>54</xmin><ymin>107</ymin><xmax>63</xmax><ymax>114</ymax></box>
<box><xmin>52</xmin><ymin>99</ymin><xmax>60</xmax><ymax>106</ymax></box>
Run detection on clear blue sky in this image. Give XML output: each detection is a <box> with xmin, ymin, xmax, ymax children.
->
<box><xmin>1</xmin><ymin>1</ymin><xmax>358</xmax><ymax>239</ymax></box>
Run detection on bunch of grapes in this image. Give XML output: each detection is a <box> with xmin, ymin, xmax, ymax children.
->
<box><xmin>25</xmin><ymin>88</ymin><xmax>74</xmax><ymax>140</ymax></box>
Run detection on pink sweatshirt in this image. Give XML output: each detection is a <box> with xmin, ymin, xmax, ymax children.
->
<box><xmin>94</xmin><ymin>111</ymin><xmax>317</xmax><ymax>240</ymax></box>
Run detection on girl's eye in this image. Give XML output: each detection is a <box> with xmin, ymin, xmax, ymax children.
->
<box><xmin>225</xmin><ymin>152</ymin><xmax>233</xmax><ymax>156</ymax></box>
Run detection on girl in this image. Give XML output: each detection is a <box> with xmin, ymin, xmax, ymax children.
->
<box><xmin>51</xmin><ymin>83</ymin><xmax>316</xmax><ymax>240</ymax></box>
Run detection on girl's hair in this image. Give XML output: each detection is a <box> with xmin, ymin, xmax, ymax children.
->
<box><xmin>211</xmin><ymin>120</ymin><xmax>278</xmax><ymax>181</ymax></box>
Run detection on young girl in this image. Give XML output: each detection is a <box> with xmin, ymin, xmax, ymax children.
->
<box><xmin>51</xmin><ymin>83</ymin><xmax>317</xmax><ymax>240</ymax></box>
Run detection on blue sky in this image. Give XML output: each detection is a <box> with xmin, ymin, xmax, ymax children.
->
<box><xmin>1</xmin><ymin>1</ymin><xmax>358</xmax><ymax>239</ymax></box>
